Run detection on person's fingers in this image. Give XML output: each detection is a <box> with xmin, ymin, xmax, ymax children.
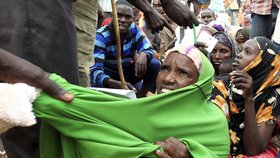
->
<box><xmin>143</xmin><ymin>63</ymin><xmax>147</xmax><ymax>75</ymax></box>
<box><xmin>139</xmin><ymin>63</ymin><xmax>144</xmax><ymax>77</ymax></box>
<box><xmin>194</xmin><ymin>42</ymin><xmax>208</xmax><ymax>48</ymax></box>
<box><xmin>232</xmin><ymin>76</ymin><xmax>252</xmax><ymax>90</ymax></box>
<box><xmin>155</xmin><ymin>150</ymin><xmax>171</xmax><ymax>158</ymax></box>
<box><xmin>234</xmin><ymin>83</ymin><xmax>251</xmax><ymax>90</ymax></box>
<box><xmin>164</xmin><ymin>20</ymin><xmax>175</xmax><ymax>34</ymax></box>
<box><xmin>166</xmin><ymin>137</ymin><xmax>189</xmax><ymax>158</ymax></box>
<box><xmin>156</xmin><ymin>140</ymin><xmax>174</xmax><ymax>156</ymax></box>
<box><xmin>42</xmin><ymin>79</ymin><xmax>73</xmax><ymax>102</ymax></box>
<box><xmin>164</xmin><ymin>138</ymin><xmax>177</xmax><ymax>157</ymax></box>
<box><xmin>232</xmin><ymin>76</ymin><xmax>247</xmax><ymax>84</ymax></box>
<box><xmin>127</xmin><ymin>83</ymin><xmax>136</xmax><ymax>91</ymax></box>
<box><xmin>192</xmin><ymin>14</ymin><xmax>199</xmax><ymax>26</ymax></box>
<box><xmin>231</xmin><ymin>71</ymin><xmax>251</xmax><ymax>80</ymax></box>
<box><xmin>182</xmin><ymin>14</ymin><xmax>199</xmax><ymax>28</ymax></box>
<box><xmin>135</xmin><ymin>62</ymin><xmax>139</xmax><ymax>76</ymax></box>
<box><xmin>151</xmin><ymin>25</ymin><xmax>161</xmax><ymax>34</ymax></box>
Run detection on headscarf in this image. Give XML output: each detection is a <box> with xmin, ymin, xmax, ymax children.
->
<box><xmin>212</xmin><ymin>31</ymin><xmax>237</xmax><ymax>58</ymax></box>
<box><xmin>165</xmin><ymin>45</ymin><xmax>202</xmax><ymax>74</ymax></box>
<box><xmin>244</xmin><ymin>36</ymin><xmax>280</xmax><ymax>94</ymax></box>
<box><xmin>240</xmin><ymin>27</ymin><xmax>251</xmax><ymax>39</ymax></box>
<box><xmin>210</xmin><ymin>36</ymin><xmax>280</xmax><ymax>156</ymax></box>
<box><xmin>33</xmin><ymin>50</ymin><xmax>230</xmax><ymax>158</ymax></box>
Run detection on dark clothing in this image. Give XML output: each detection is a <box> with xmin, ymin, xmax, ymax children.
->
<box><xmin>108</xmin><ymin>58</ymin><xmax>160</xmax><ymax>93</ymax></box>
<box><xmin>0</xmin><ymin>0</ymin><xmax>78</xmax><ymax>84</ymax></box>
<box><xmin>0</xmin><ymin>0</ymin><xmax>79</xmax><ymax>158</ymax></box>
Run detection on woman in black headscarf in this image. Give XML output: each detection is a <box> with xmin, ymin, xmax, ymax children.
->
<box><xmin>210</xmin><ymin>36</ymin><xmax>280</xmax><ymax>157</ymax></box>
<box><xmin>210</xmin><ymin>31</ymin><xmax>239</xmax><ymax>76</ymax></box>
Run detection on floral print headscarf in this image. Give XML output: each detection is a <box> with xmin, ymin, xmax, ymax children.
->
<box><xmin>210</xmin><ymin>36</ymin><xmax>280</xmax><ymax>156</ymax></box>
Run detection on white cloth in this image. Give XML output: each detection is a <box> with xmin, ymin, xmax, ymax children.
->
<box><xmin>272</xmin><ymin>11</ymin><xmax>280</xmax><ymax>44</ymax></box>
<box><xmin>0</xmin><ymin>83</ymin><xmax>40</xmax><ymax>133</ymax></box>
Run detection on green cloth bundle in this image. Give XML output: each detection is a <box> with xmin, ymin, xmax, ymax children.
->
<box><xmin>33</xmin><ymin>52</ymin><xmax>229</xmax><ymax>158</ymax></box>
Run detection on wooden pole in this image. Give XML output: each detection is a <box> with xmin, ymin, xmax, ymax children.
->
<box><xmin>111</xmin><ymin>0</ymin><xmax>127</xmax><ymax>89</ymax></box>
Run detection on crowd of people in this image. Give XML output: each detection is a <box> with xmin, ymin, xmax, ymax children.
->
<box><xmin>0</xmin><ymin>0</ymin><xmax>280</xmax><ymax>158</ymax></box>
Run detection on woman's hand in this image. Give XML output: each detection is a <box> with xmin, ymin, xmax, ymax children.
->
<box><xmin>231</xmin><ymin>70</ymin><xmax>253</xmax><ymax>99</ymax></box>
<box><xmin>155</xmin><ymin>137</ymin><xmax>190</xmax><ymax>158</ymax></box>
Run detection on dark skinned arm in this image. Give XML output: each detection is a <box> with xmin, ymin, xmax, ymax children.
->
<box><xmin>127</xmin><ymin>0</ymin><xmax>174</xmax><ymax>33</ymax></box>
<box><xmin>160</xmin><ymin>0</ymin><xmax>199</xmax><ymax>28</ymax></box>
<box><xmin>243</xmin><ymin>97</ymin><xmax>275</xmax><ymax>155</ymax></box>
<box><xmin>128</xmin><ymin>0</ymin><xmax>199</xmax><ymax>33</ymax></box>
<box><xmin>232</xmin><ymin>70</ymin><xmax>275</xmax><ymax>155</ymax></box>
<box><xmin>0</xmin><ymin>49</ymin><xmax>73</xmax><ymax>102</ymax></box>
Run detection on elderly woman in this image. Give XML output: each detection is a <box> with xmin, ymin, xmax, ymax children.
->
<box><xmin>210</xmin><ymin>37</ymin><xmax>280</xmax><ymax>157</ymax></box>
<box><xmin>210</xmin><ymin>31</ymin><xmax>238</xmax><ymax>75</ymax></box>
<box><xmin>31</xmin><ymin>45</ymin><xmax>229</xmax><ymax>158</ymax></box>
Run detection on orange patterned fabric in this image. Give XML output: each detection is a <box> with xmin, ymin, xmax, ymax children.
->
<box><xmin>210</xmin><ymin>37</ymin><xmax>280</xmax><ymax>156</ymax></box>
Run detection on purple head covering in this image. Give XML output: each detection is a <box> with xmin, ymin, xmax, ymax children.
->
<box><xmin>213</xmin><ymin>32</ymin><xmax>232</xmax><ymax>51</ymax></box>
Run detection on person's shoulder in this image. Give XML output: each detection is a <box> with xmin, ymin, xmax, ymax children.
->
<box><xmin>129</xmin><ymin>23</ymin><xmax>141</xmax><ymax>34</ymax></box>
<box><xmin>96</xmin><ymin>24</ymin><xmax>114</xmax><ymax>42</ymax></box>
<box><xmin>97</xmin><ymin>24</ymin><xmax>113</xmax><ymax>36</ymax></box>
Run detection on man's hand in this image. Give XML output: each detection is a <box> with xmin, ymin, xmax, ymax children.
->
<box><xmin>128</xmin><ymin>0</ymin><xmax>198</xmax><ymax>33</ymax></box>
<box><xmin>144</xmin><ymin>9</ymin><xmax>175</xmax><ymax>34</ymax></box>
<box><xmin>160</xmin><ymin>0</ymin><xmax>199</xmax><ymax>28</ymax></box>
<box><xmin>106</xmin><ymin>78</ymin><xmax>136</xmax><ymax>91</ymax></box>
<box><xmin>127</xmin><ymin>0</ymin><xmax>174</xmax><ymax>34</ymax></box>
<box><xmin>155</xmin><ymin>137</ymin><xmax>190</xmax><ymax>158</ymax></box>
<box><xmin>0</xmin><ymin>49</ymin><xmax>73</xmax><ymax>102</ymax></box>
<box><xmin>135</xmin><ymin>53</ymin><xmax>148</xmax><ymax>77</ymax></box>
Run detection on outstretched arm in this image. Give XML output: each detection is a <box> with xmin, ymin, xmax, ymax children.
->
<box><xmin>128</xmin><ymin>0</ymin><xmax>198</xmax><ymax>33</ymax></box>
<box><xmin>127</xmin><ymin>0</ymin><xmax>173</xmax><ymax>33</ymax></box>
<box><xmin>160</xmin><ymin>0</ymin><xmax>199</xmax><ymax>28</ymax></box>
<box><xmin>0</xmin><ymin>49</ymin><xmax>73</xmax><ymax>102</ymax></box>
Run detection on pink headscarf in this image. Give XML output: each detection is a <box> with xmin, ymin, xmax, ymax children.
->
<box><xmin>165</xmin><ymin>45</ymin><xmax>202</xmax><ymax>73</ymax></box>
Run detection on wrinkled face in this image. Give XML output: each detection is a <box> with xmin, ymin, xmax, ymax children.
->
<box><xmin>211</xmin><ymin>43</ymin><xmax>232</xmax><ymax>72</ymax></box>
<box><xmin>233</xmin><ymin>39</ymin><xmax>260</xmax><ymax>70</ymax></box>
<box><xmin>201</xmin><ymin>10</ymin><xmax>215</xmax><ymax>24</ymax></box>
<box><xmin>156</xmin><ymin>52</ymin><xmax>199</xmax><ymax>94</ymax></box>
<box><xmin>117</xmin><ymin>5</ymin><xmax>134</xmax><ymax>34</ymax></box>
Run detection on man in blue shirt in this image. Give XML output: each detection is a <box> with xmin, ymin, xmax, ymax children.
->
<box><xmin>90</xmin><ymin>0</ymin><xmax>160</xmax><ymax>97</ymax></box>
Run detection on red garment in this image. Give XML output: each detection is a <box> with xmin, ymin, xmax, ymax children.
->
<box><xmin>101</xmin><ymin>17</ymin><xmax>112</xmax><ymax>27</ymax></box>
<box><xmin>251</xmin><ymin>0</ymin><xmax>273</xmax><ymax>15</ymax></box>
<box><xmin>229</xmin><ymin>143</ymin><xmax>278</xmax><ymax>158</ymax></box>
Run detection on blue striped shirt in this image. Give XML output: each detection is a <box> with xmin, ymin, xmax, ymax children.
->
<box><xmin>90</xmin><ymin>23</ymin><xmax>155</xmax><ymax>87</ymax></box>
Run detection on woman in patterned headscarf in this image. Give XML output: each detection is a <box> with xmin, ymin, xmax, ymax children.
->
<box><xmin>210</xmin><ymin>31</ymin><xmax>239</xmax><ymax>76</ymax></box>
<box><xmin>210</xmin><ymin>36</ymin><xmax>280</xmax><ymax>157</ymax></box>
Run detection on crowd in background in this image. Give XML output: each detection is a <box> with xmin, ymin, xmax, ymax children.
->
<box><xmin>0</xmin><ymin>0</ymin><xmax>280</xmax><ymax>158</ymax></box>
